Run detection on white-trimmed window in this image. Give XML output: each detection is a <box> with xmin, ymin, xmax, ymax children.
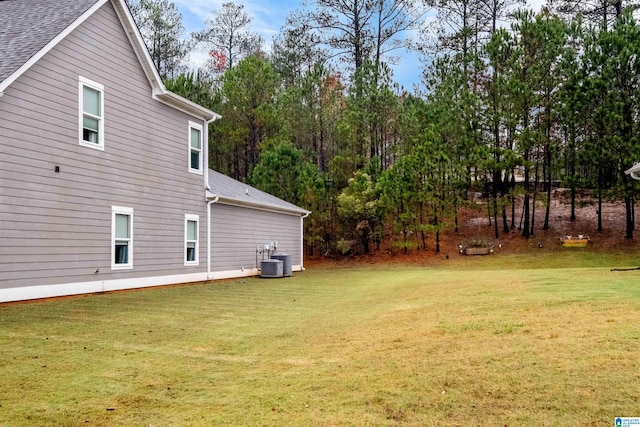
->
<box><xmin>112</xmin><ymin>206</ymin><xmax>133</xmax><ymax>270</ymax></box>
<box><xmin>184</xmin><ymin>214</ymin><xmax>199</xmax><ymax>265</ymax></box>
<box><xmin>189</xmin><ymin>121</ymin><xmax>203</xmax><ymax>174</ymax></box>
<box><xmin>79</xmin><ymin>76</ymin><xmax>104</xmax><ymax>150</ymax></box>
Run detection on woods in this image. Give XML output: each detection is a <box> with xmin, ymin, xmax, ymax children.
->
<box><xmin>126</xmin><ymin>0</ymin><xmax>640</xmax><ymax>255</ymax></box>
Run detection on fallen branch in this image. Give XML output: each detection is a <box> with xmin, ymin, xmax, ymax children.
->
<box><xmin>611</xmin><ymin>266</ymin><xmax>640</xmax><ymax>271</ymax></box>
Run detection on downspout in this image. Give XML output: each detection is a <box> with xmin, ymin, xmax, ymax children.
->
<box><xmin>207</xmin><ymin>196</ymin><xmax>219</xmax><ymax>280</ymax></box>
<box><xmin>204</xmin><ymin>116</ymin><xmax>216</xmax><ymax>193</ymax></box>
<box><xmin>203</xmin><ymin>115</ymin><xmax>220</xmax><ymax>280</ymax></box>
<box><xmin>300</xmin><ymin>211</ymin><xmax>310</xmax><ymax>270</ymax></box>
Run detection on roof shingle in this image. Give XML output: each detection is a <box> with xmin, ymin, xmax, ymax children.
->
<box><xmin>0</xmin><ymin>0</ymin><xmax>98</xmax><ymax>84</ymax></box>
<box><xmin>208</xmin><ymin>169</ymin><xmax>309</xmax><ymax>215</ymax></box>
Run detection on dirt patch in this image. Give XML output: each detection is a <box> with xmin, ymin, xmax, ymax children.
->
<box><xmin>306</xmin><ymin>191</ymin><xmax>640</xmax><ymax>267</ymax></box>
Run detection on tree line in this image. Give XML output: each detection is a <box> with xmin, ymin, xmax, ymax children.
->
<box><xmin>126</xmin><ymin>0</ymin><xmax>640</xmax><ymax>255</ymax></box>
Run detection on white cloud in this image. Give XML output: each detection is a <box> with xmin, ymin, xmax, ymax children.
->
<box><xmin>176</xmin><ymin>0</ymin><xmax>301</xmax><ymax>69</ymax></box>
<box><xmin>187</xmin><ymin>49</ymin><xmax>210</xmax><ymax>71</ymax></box>
<box><xmin>173</xmin><ymin>0</ymin><xmax>300</xmax><ymax>47</ymax></box>
<box><xmin>174</xmin><ymin>0</ymin><xmax>552</xmax><ymax>87</ymax></box>
<box><xmin>527</xmin><ymin>0</ymin><xmax>547</xmax><ymax>12</ymax></box>
<box><xmin>173</xmin><ymin>0</ymin><xmax>222</xmax><ymax>26</ymax></box>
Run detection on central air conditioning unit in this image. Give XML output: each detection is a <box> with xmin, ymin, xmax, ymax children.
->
<box><xmin>270</xmin><ymin>253</ymin><xmax>292</xmax><ymax>277</ymax></box>
<box><xmin>260</xmin><ymin>259</ymin><xmax>283</xmax><ymax>278</ymax></box>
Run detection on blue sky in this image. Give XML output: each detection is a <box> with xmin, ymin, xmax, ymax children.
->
<box><xmin>171</xmin><ymin>0</ymin><xmax>546</xmax><ymax>91</ymax></box>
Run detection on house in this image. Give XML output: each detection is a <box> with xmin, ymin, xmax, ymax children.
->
<box><xmin>207</xmin><ymin>170</ymin><xmax>309</xmax><ymax>279</ymax></box>
<box><xmin>0</xmin><ymin>0</ymin><xmax>310</xmax><ymax>303</ymax></box>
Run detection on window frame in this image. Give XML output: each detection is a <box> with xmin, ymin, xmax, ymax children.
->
<box><xmin>184</xmin><ymin>214</ymin><xmax>199</xmax><ymax>266</ymax></box>
<box><xmin>111</xmin><ymin>206</ymin><xmax>133</xmax><ymax>270</ymax></box>
<box><xmin>79</xmin><ymin>76</ymin><xmax>105</xmax><ymax>151</ymax></box>
<box><xmin>188</xmin><ymin>121</ymin><xmax>203</xmax><ymax>174</ymax></box>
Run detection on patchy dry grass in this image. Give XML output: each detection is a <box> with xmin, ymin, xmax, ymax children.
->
<box><xmin>1</xmin><ymin>254</ymin><xmax>640</xmax><ymax>426</ymax></box>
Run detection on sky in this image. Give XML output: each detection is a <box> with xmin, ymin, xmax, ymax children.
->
<box><xmin>171</xmin><ymin>0</ymin><xmax>547</xmax><ymax>91</ymax></box>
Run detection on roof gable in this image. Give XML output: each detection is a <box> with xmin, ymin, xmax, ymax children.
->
<box><xmin>0</xmin><ymin>0</ymin><xmax>104</xmax><ymax>88</ymax></box>
<box><xmin>0</xmin><ymin>0</ymin><xmax>219</xmax><ymax>121</ymax></box>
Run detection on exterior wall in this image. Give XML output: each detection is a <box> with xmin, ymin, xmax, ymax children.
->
<box><xmin>210</xmin><ymin>203</ymin><xmax>302</xmax><ymax>275</ymax></box>
<box><xmin>0</xmin><ymin>1</ymin><xmax>207</xmax><ymax>295</ymax></box>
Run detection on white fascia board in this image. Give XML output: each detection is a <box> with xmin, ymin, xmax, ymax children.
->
<box><xmin>0</xmin><ymin>272</ymin><xmax>209</xmax><ymax>303</ymax></box>
<box><xmin>111</xmin><ymin>0</ymin><xmax>221</xmax><ymax>121</ymax></box>
<box><xmin>153</xmin><ymin>89</ymin><xmax>221</xmax><ymax>121</ymax></box>
<box><xmin>111</xmin><ymin>0</ymin><xmax>163</xmax><ymax>93</ymax></box>
<box><xmin>208</xmin><ymin>266</ymin><xmax>302</xmax><ymax>280</ymax></box>
<box><xmin>209</xmin><ymin>266</ymin><xmax>305</xmax><ymax>280</ymax></box>
<box><xmin>0</xmin><ymin>268</ymin><xmax>307</xmax><ymax>303</ymax></box>
<box><xmin>0</xmin><ymin>0</ymin><xmax>109</xmax><ymax>95</ymax></box>
<box><xmin>209</xmin><ymin>268</ymin><xmax>260</xmax><ymax>280</ymax></box>
<box><xmin>215</xmin><ymin>197</ymin><xmax>311</xmax><ymax>217</ymax></box>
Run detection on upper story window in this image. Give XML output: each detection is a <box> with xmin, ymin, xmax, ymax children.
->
<box><xmin>79</xmin><ymin>76</ymin><xmax>104</xmax><ymax>150</ymax></box>
<box><xmin>189</xmin><ymin>121</ymin><xmax>203</xmax><ymax>174</ymax></box>
<box><xmin>112</xmin><ymin>206</ymin><xmax>133</xmax><ymax>270</ymax></box>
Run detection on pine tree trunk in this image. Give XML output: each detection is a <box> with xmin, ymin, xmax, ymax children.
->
<box><xmin>435</xmin><ymin>228</ymin><xmax>440</xmax><ymax>253</ymax></box>
<box><xmin>511</xmin><ymin>171</ymin><xmax>516</xmax><ymax>229</ymax></box>
<box><xmin>625</xmin><ymin>174</ymin><xmax>634</xmax><ymax>238</ymax></box>
<box><xmin>570</xmin><ymin>186</ymin><xmax>576</xmax><ymax>222</ymax></box>
<box><xmin>625</xmin><ymin>195</ymin><xmax>634</xmax><ymax>239</ymax></box>
<box><xmin>493</xmin><ymin>197</ymin><xmax>499</xmax><ymax>239</ymax></box>
<box><xmin>543</xmin><ymin>144</ymin><xmax>552</xmax><ymax>230</ymax></box>
<box><xmin>531</xmin><ymin>157</ymin><xmax>540</xmax><ymax>237</ymax></box>
<box><xmin>522</xmin><ymin>149</ymin><xmax>531</xmax><ymax>238</ymax></box>
<box><xmin>597</xmin><ymin>166</ymin><xmax>604</xmax><ymax>232</ymax></box>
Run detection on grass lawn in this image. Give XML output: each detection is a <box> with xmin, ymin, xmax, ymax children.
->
<box><xmin>1</xmin><ymin>252</ymin><xmax>640</xmax><ymax>426</ymax></box>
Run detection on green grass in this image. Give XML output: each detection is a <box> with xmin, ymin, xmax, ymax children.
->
<box><xmin>1</xmin><ymin>253</ymin><xmax>640</xmax><ymax>426</ymax></box>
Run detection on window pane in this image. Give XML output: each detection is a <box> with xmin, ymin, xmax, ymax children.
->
<box><xmin>83</xmin><ymin>116</ymin><xmax>99</xmax><ymax>144</ymax></box>
<box><xmin>186</xmin><ymin>242</ymin><xmax>196</xmax><ymax>262</ymax></box>
<box><xmin>190</xmin><ymin>150</ymin><xmax>200</xmax><ymax>170</ymax></box>
<box><xmin>83</xmin><ymin>116</ymin><xmax>99</xmax><ymax>131</ymax></box>
<box><xmin>83</xmin><ymin>127</ymin><xmax>99</xmax><ymax>144</ymax></box>
<box><xmin>115</xmin><ymin>241</ymin><xmax>128</xmax><ymax>264</ymax></box>
<box><xmin>115</xmin><ymin>214</ymin><xmax>130</xmax><ymax>239</ymax></box>
<box><xmin>190</xmin><ymin>128</ymin><xmax>201</xmax><ymax>149</ymax></box>
<box><xmin>83</xmin><ymin>85</ymin><xmax>101</xmax><ymax>116</ymax></box>
<box><xmin>187</xmin><ymin>220</ymin><xmax>197</xmax><ymax>240</ymax></box>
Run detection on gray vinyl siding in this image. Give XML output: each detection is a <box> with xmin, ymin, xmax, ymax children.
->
<box><xmin>211</xmin><ymin>204</ymin><xmax>302</xmax><ymax>272</ymax></box>
<box><xmin>0</xmin><ymin>2</ymin><xmax>206</xmax><ymax>289</ymax></box>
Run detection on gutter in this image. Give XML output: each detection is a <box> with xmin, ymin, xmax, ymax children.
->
<box><xmin>214</xmin><ymin>196</ymin><xmax>310</xmax><ymax>217</ymax></box>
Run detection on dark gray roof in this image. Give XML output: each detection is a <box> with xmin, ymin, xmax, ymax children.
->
<box><xmin>208</xmin><ymin>169</ymin><xmax>310</xmax><ymax>215</ymax></box>
<box><xmin>0</xmin><ymin>0</ymin><xmax>98</xmax><ymax>84</ymax></box>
